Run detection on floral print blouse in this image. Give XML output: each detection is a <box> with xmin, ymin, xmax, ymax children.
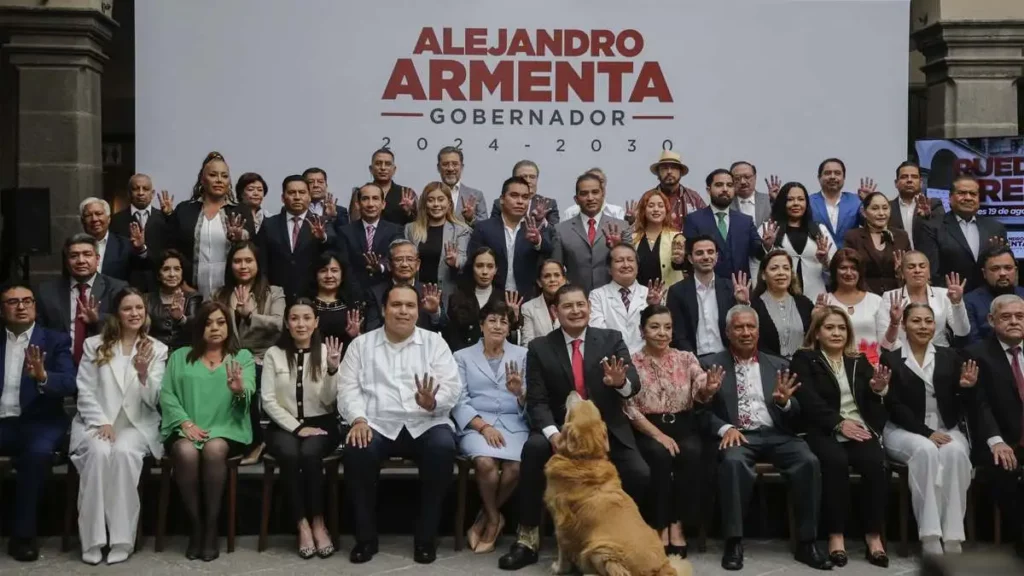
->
<box><xmin>625</xmin><ymin>348</ymin><xmax>708</xmax><ymax>420</ymax></box>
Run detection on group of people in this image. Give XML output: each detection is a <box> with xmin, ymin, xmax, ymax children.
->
<box><xmin>0</xmin><ymin>146</ymin><xmax>1022</xmax><ymax>573</ymax></box>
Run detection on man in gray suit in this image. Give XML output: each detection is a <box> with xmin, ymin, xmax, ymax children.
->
<box><xmin>729</xmin><ymin>161</ymin><xmax>772</xmax><ymax>228</ymax></box>
<box><xmin>437</xmin><ymin>146</ymin><xmax>487</xmax><ymax>226</ymax></box>
<box><xmin>35</xmin><ymin>233</ymin><xmax>128</xmax><ymax>365</ymax></box>
<box><xmin>887</xmin><ymin>161</ymin><xmax>944</xmax><ymax>250</ymax></box>
<box><xmin>551</xmin><ymin>173</ymin><xmax>631</xmax><ymax>293</ymax></box>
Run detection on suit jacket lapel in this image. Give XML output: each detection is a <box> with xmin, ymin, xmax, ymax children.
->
<box><xmin>93</xmin><ymin>274</ymin><xmax>107</xmax><ymax>304</ymax></box>
<box><xmin>550</xmin><ymin>330</ymin><xmax>574</xmax><ymax>393</ymax></box>
<box><xmin>570</xmin><ymin>216</ymin><xmax>590</xmax><ymax>247</ymax></box>
<box><xmin>583</xmin><ymin>328</ymin><xmax>603</xmax><ymax>394</ymax></box>
<box><xmin>468</xmin><ymin>342</ymin><xmax>502</xmax><ymax>386</ymax></box>
<box><xmin>720</xmin><ymin>355</ymin><xmax>739</xmax><ymax>424</ymax></box>
<box><xmin>944</xmin><ymin>213</ymin><xmax>973</xmax><ymax>258</ymax></box>
<box><xmin>683</xmin><ymin>279</ymin><xmax>699</xmax><ymax>335</ymax></box>
<box><xmin>758</xmin><ymin>355</ymin><xmax>777</xmax><ymax>408</ymax></box>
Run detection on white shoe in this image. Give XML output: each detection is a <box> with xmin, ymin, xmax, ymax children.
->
<box><xmin>921</xmin><ymin>537</ymin><xmax>943</xmax><ymax>556</ymax></box>
<box><xmin>944</xmin><ymin>540</ymin><xmax>962</xmax><ymax>554</ymax></box>
<box><xmin>106</xmin><ymin>544</ymin><xmax>132</xmax><ymax>565</ymax></box>
<box><xmin>82</xmin><ymin>546</ymin><xmax>103</xmax><ymax>565</ymax></box>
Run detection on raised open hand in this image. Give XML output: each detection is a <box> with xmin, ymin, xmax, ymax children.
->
<box><xmin>858</xmin><ymin>177</ymin><xmax>878</xmax><ymax>200</ymax></box>
<box><xmin>760</xmin><ymin>219</ymin><xmax>779</xmax><ymax>248</ymax></box>
<box><xmin>169</xmin><ymin>289</ymin><xmax>186</xmax><ymax>321</ymax></box>
<box><xmin>134</xmin><ymin>338</ymin><xmax>154</xmax><ymax>381</ymax></box>
<box><xmin>624</xmin><ymin>200</ymin><xmax>637</xmax><ymax>225</ymax></box>
<box><xmin>159</xmin><ymin>190</ymin><xmax>175</xmax><ymax>215</ymax></box>
<box><xmin>444</xmin><ymin>241</ymin><xmax>459</xmax><ymax>268</ymax></box>
<box><xmin>601</xmin><ymin>355</ymin><xmax>628</xmax><ymax>388</ymax></box>
<box><xmin>505</xmin><ymin>290</ymin><xmax>524</xmax><ymax>319</ymax></box>
<box><xmin>129</xmin><ymin>222</ymin><xmax>146</xmax><ymax>252</ymax></box>
<box><xmin>324</xmin><ymin>193</ymin><xmax>338</xmax><ymax>220</ymax></box>
<box><xmin>420</xmin><ymin>283</ymin><xmax>442</xmax><ymax>314</ymax></box>
<box><xmin>671</xmin><ymin>235</ymin><xmax>686</xmax><ymax>265</ymax></box>
<box><xmin>815</xmin><ymin>234</ymin><xmax>832</xmax><ymax>265</ymax></box>
<box><xmin>869</xmin><ymin>364</ymin><xmax>891</xmax><ymax>393</ymax></box>
<box><xmin>225</xmin><ymin>360</ymin><xmax>244</xmax><ymax>395</ymax></box>
<box><xmin>603</xmin><ymin>223</ymin><xmax>623</xmax><ymax>247</ymax></box>
<box><xmin>699</xmin><ymin>365</ymin><xmax>725</xmax><ymax>402</ymax></box>
<box><xmin>945</xmin><ymin>272</ymin><xmax>967</xmax><ymax>304</ymax></box>
<box><xmin>414</xmin><ymin>373</ymin><xmax>439</xmax><ymax>411</ymax></box>
<box><xmin>988</xmin><ymin>236</ymin><xmax>1009</xmax><ymax>249</ymax></box>
<box><xmin>233</xmin><ymin>285</ymin><xmax>254</xmax><ymax>317</ymax></box>
<box><xmin>732</xmin><ymin>271</ymin><xmax>751</xmax><ymax>304</ymax></box>
<box><xmin>959</xmin><ymin>359</ymin><xmax>979</xmax><ymax>388</ymax></box>
<box><xmin>324</xmin><ymin>336</ymin><xmax>343</xmax><ymax>371</ymax></box>
<box><xmin>888</xmin><ymin>295</ymin><xmax>906</xmax><ymax>327</ymax></box>
<box><xmin>24</xmin><ymin>344</ymin><xmax>47</xmax><ymax>382</ymax></box>
<box><xmin>530</xmin><ymin>197</ymin><xmax>551</xmax><ymax>223</ymax></box>
<box><xmin>772</xmin><ymin>369</ymin><xmax>801</xmax><ymax>406</ymax></box>
<box><xmin>505</xmin><ymin>360</ymin><xmax>524</xmax><ymax>398</ymax></box>
<box><xmin>461</xmin><ymin>194</ymin><xmax>477</xmax><ymax>222</ymax></box>
<box><xmin>893</xmin><ymin>249</ymin><xmax>905</xmax><ymax>275</ymax></box>
<box><xmin>524</xmin><ymin>215</ymin><xmax>542</xmax><ymax>246</ymax></box>
<box><xmin>226</xmin><ymin>213</ymin><xmax>247</xmax><ymax>242</ymax></box>
<box><xmin>76</xmin><ymin>294</ymin><xmax>100</xmax><ymax>325</ymax></box>
<box><xmin>915</xmin><ymin>194</ymin><xmax>932</xmax><ymax>218</ymax></box>
<box><xmin>308</xmin><ymin>215</ymin><xmax>327</xmax><ymax>241</ymax></box>
<box><xmin>646</xmin><ymin>279</ymin><xmax>665</xmax><ymax>306</ymax></box>
<box><xmin>399</xmin><ymin>188</ymin><xmax>417</xmax><ymax>214</ymax></box>
<box><xmin>345</xmin><ymin>309</ymin><xmax>362</xmax><ymax>339</ymax></box>
<box><xmin>765</xmin><ymin>175</ymin><xmax>782</xmax><ymax>202</ymax></box>
<box><xmin>814</xmin><ymin>292</ymin><xmax>830</xmax><ymax>312</ymax></box>
<box><xmin>364</xmin><ymin>251</ymin><xmax>382</xmax><ymax>273</ymax></box>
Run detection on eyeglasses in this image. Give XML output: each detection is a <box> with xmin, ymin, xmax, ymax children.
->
<box><xmin>2</xmin><ymin>297</ymin><xmax>35</xmax><ymax>308</ymax></box>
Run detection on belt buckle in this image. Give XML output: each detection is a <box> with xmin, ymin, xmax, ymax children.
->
<box><xmin>661</xmin><ymin>413</ymin><xmax>676</xmax><ymax>424</ymax></box>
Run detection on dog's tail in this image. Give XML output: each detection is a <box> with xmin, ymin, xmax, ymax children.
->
<box><xmin>663</xmin><ymin>554</ymin><xmax>694</xmax><ymax>576</ymax></box>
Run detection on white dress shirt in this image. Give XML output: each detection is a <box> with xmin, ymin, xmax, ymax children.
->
<box><xmin>69</xmin><ymin>274</ymin><xmax>97</xmax><ymax>344</ymax></box>
<box><xmin>735</xmin><ymin>196</ymin><xmax>757</xmax><ymax>221</ymax></box>
<box><xmin>197</xmin><ymin>211</ymin><xmax>230</xmax><ymax>298</ymax></box>
<box><xmin>502</xmin><ymin>217</ymin><xmax>524</xmax><ymax>291</ymax></box>
<box><xmin>957</xmin><ymin>215</ymin><xmax>980</xmax><ymax>259</ymax></box>
<box><xmin>286</xmin><ymin>210</ymin><xmax>308</xmax><ymax>251</ymax></box>
<box><xmin>95</xmin><ymin>232</ymin><xmax>110</xmax><ymax>273</ymax></box>
<box><xmin>825</xmin><ymin>196</ymin><xmax>841</xmax><ymax>231</ymax></box>
<box><xmin>898</xmin><ymin>198</ymin><xmax>917</xmax><ymax>249</ymax></box>
<box><xmin>717</xmin><ymin>355</ymin><xmax>790</xmax><ymax>436</ymax></box>
<box><xmin>131</xmin><ymin>206</ymin><xmax>151</xmax><ymax>229</ymax></box>
<box><xmin>695</xmin><ymin>275</ymin><xmax>725</xmax><ymax>356</ymax></box>
<box><xmin>337</xmin><ymin>327</ymin><xmax>461</xmax><ymax>440</ymax></box>
<box><xmin>987</xmin><ymin>340</ymin><xmax>1023</xmax><ymax>449</ymax></box>
<box><xmin>876</xmin><ymin>287</ymin><xmax>970</xmax><ymax>350</ymax></box>
<box><xmin>1</xmin><ymin>324</ymin><xmax>35</xmax><ymax>418</ymax></box>
<box><xmin>541</xmin><ymin>327</ymin><xmax>633</xmax><ymax>439</ymax></box>
<box><xmin>563</xmin><ymin>203</ymin><xmax>626</xmax><ymax>221</ymax></box>
<box><xmin>588</xmin><ymin>280</ymin><xmax>648</xmax><ymax>354</ymax></box>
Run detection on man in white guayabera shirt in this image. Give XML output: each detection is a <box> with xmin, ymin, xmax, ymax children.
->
<box><xmin>337</xmin><ymin>284</ymin><xmax>461</xmax><ymax>566</ymax></box>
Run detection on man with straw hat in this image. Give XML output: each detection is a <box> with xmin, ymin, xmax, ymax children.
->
<box><xmin>640</xmin><ymin>151</ymin><xmax>707</xmax><ymax>231</ymax></box>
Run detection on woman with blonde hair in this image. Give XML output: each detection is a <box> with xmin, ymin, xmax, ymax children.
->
<box><xmin>633</xmin><ymin>189</ymin><xmax>685</xmax><ymax>289</ymax></box>
<box><xmin>404</xmin><ymin>181</ymin><xmax>471</xmax><ymax>297</ymax></box>
<box><xmin>71</xmin><ymin>287</ymin><xmax>168</xmax><ymax>565</ymax></box>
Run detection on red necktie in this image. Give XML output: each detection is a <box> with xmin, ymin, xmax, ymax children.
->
<box><xmin>290</xmin><ymin>216</ymin><xmax>302</xmax><ymax>252</ymax></box>
<box><xmin>587</xmin><ymin>218</ymin><xmax>596</xmax><ymax>245</ymax></box>
<box><xmin>571</xmin><ymin>339</ymin><xmax>587</xmax><ymax>399</ymax></box>
<box><xmin>1011</xmin><ymin>347</ymin><xmax>1024</xmax><ymax>447</ymax></box>
<box><xmin>73</xmin><ymin>283</ymin><xmax>88</xmax><ymax>364</ymax></box>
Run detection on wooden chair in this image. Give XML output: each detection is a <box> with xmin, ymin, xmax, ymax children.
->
<box><xmin>61</xmin><ymin>456</ymin><xmax>154</xmax><ymax>553</ymax></box>
<box><xmin>889</xmin><ymin>461</ymin><xmax>910</xmax><ymax>557</ymax></box>
<box><xmin>257</xmin><ymin>452</ymin><xmax>341</xmax><ymax>552</ymax></box>
<box><xmin>155</xmin><ymin>454</ymin><xmax>242</xmax><ymax>552</ymax></box>
<box><xmin>753</xmin><ymin>463</ymin><xmax>797</xmax><ymax>552</ymax></box>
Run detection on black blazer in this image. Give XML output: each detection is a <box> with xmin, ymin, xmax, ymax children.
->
<box><xmin>256</xmin><ymin>212</ymin><xmax>336</xmax><ymax>302</ymax></box>
<box><xmin>36</xmin><ymin>273</ymin><xmax>128</xmax><ymax>333</ymax></box>
<box><xmin>789</xmin><ymin>349</ymin><xmax>889</xmax><ymax>436</ymax></box>
<box><xmin>166</xmin><ymin>200</ymin><xmax>256</xmax><ymax>287</ymax></box>
<box><xmin>145</xmin><ymin>290</ymin><xmax>202</xmax><ymax>351</ymax></box>
<box><xmin>466</xmin><ymin>216</ymin><xmax>555</xmax><ymax>301</ymax></box>
<box><xmin>335</xmin><ymin>218</ymin><xmax>403</xmax><ymax>289</ymax></box>
<box><xmin>381</xmin><ymin>182</ymin><xmax>417</xmax><ymax>226</ymax></box>
<box><xmin>888</xmin><ymin>197</ymin><xmax>945</xmax><ymax>241</ymax></box>
<box><xmin>443</xmin><ymin>288</ymin><xmax>523</xmax><ymax>352</ymax></box>
<box><xmin>489</xmin><ymin>194</ymin><xmax>561</xmax><ymax>227</ymax></box>
<box><xmin>97</xmin><ymin>232</ymin><xmax>139</xmax><ymax>285</ymax></box>
<box><xmin>666</xmin><ymin>274</ymin><xmax>735</xmax><ymax>353</ymax></box>
<box><xmin>525</xmin><ymin>327</ymin><xmax>640</xmax><ymax>449</ymax></box>
<box><xmin>843</xmin><ymin>228</ymin><xmax>912</xmax><ymax>295</ymax></box>
<box><xmin>880</xmin><ymin>347</ymin><xmax>971</xmax><ymax>438</ymax></box>
<box><xmin>751</xmin><ymin>293</ymin><xmax>814</xmax><ymax>358</ymax></box>
<box><xmin>700</xmin><ymin>351</ymin><xmax>801</xmax><ymax>436</ymax></box>
<box><xmin>917</xmin><ymin>212</ymin><xmax>1007</xmax><ymax>293</ymax></box>
<box><xmin>110</xmin><ymin>207</ymin><xmax>172</xmax><ymax>290</ymax></box>
<box><xmin>967</xmin><ymin>336</ymin><xmax>1024</xmax><ymax>454</ymax></box>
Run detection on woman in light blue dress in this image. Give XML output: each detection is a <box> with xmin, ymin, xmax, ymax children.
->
<box><xmin>453</xmin><ymin>300</ymin><xmax>528</xmax><ymax>554</ymax></box>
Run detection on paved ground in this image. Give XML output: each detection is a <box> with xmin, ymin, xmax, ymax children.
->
<box><xmin>0</xmin><ymin>535</ymin><xmax>972</xmax><ymax>575</ymax></box>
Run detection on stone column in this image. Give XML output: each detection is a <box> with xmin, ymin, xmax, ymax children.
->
<box><xmin>0</xmin><ymin>5</ymin><xmax>115</xmax><ymax>278</ymax></box>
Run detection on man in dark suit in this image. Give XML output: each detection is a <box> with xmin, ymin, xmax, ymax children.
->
<box><xmin>702</xmin><ymin>304</ymin><xmax>831</xmax><ymax>571</ymax></box>
<box><xmin>489</xmin><ymin>160</ymin><xmax>560</xmax><ymax>227</ymax></box>
<box><xmin>498</xmin><ymin>284</ymin><xmax>648</xmax><ymax>570</ymax></box>
<box><xmin>35</xmin><ymin>234</ymin><xmax>127</xmax><ymax>365</ymax></box>
<box><xmin>730</xmin><ymin>161</ymin><xmax>772</xmax><ymax>228</ymax></box>
<box><xmin>918</xmin><ymin>174</ymin><xmax>1007</xmax><ymax>292</ymax></box>
<box><xmin>80</xmin><ymin>197</ymin><xmax>140</xmax><ymax>284</ymax></box>
<box><xmin>964</xmin><ymin>246</ymin><xmax>1024</xmax><ymax>343</ymax></box>
<box><xmin>335</xmin><ymin>183</ymin><xmax>403</xmax><ymax>291</ymax></box>
<box><xmin>303</xmin><ymin>167</ymin><xmax>349</xmax><ymax>227</ymax></box>
<box><xmin>364</xmin><ymin>148</ymin><xmax>417</xmax><ymax>226</ymax></box>
<box><xmin>0</xmin><ymin>282</ymin><xmax>78</xmax><ymax>561</ymax></box>
<box><xmin>256</xmin><ymin>174</ymin><xmax>335</xmax><ymax>303</ymax></box>
<box><xmin>667</xmin><ymin>235</ymin><xmax>748</xmax><ymax>356</ymax></box>
<box><xmin>551</xmin><ymin>172</ymin><xmax>631</xmax><ymax>293</ymax></box>
<box><xmin>684</xmin><ymin>169</ymin><xmax>767</xmax><ymax>278</ymax></box>
<box><xmin>468</xmin><ymin>176</ymin><xmax>555</xmax><ymax>301</ymax></box>
<box><xmin>966</xmin><ymin>293</ymin><xmax>1024</xmax><ymax>558</ymax></box>
<box><xmin>109</xmin><ymin>173</ymin><xmax>173</xmax><ymax>291</ymax></box>
<box><xmin>365</xmin><ymin>239</ymin><xmax>445</xmax><ymax>333</ymax></box>
<box><xmin>436</xmin><ymin>147</ymin><xmax>487</xmax><ymax>226</ymax></box>
<box><xmin>887</xmin><ymin>161</ymin><xmax>944</xmax><ymax>250</ymax></box>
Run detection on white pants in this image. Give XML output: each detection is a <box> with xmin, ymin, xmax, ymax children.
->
<box><xmin>70</xmin><ymin>425</ymin><xmax>149</xmax><ymax>551</ymax></box>
<box><xmin>883</xmin><ymin>423</ymin><xmax>971</xmax><ymax>542</ymax></box>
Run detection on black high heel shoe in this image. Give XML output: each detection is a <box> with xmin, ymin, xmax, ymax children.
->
<box><xmin>865</xmin><ymin>547</ymin><xmax>889</xmax><ymax>568</ymax></box>
<box><xmin>185</xmin><ymin>530</ymin><xmax>202</xmax><ymax>560</ymax></box>
<box><xmin>829</xmin><ymin>550</ymin><xmax>848</xmax><ymax>567</ymax></box>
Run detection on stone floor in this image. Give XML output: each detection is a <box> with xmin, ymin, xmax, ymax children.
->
<box><xmin>2</xmin><ymin>535</ymin><xmax>999</xmax><ymax>575</ymax></box>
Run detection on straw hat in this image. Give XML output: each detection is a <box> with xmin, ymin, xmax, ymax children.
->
<box><xmin>649</xmin><ymin>150</ymin><xmax>690</xmax><ymax>177</ymax></box>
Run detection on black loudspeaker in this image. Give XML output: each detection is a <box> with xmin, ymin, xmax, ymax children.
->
<box><xmin>1</xmin><ymin>187</ymin><xmax>51</xmax><ymax>255</ymax></box>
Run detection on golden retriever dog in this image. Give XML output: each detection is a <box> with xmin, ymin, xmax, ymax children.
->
<box><xmin>544</xmin><ymin>395</ymin><xmax>693</xmax><ymax>576</ymax></box>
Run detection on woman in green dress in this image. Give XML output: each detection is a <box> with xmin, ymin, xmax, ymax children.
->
<box><xmin>160</xmin><ymin>300</ymin><xmax>256</xmax><ymax>561</ymax></box>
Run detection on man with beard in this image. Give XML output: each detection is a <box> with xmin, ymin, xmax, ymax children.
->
<box><xmin>643</xmin><ymin>151</ymin><xmax>707</xmax><ymax>231</ymax></box>
<box><xmin>303</xmin><ymin>167</ymin><xmax>349</xmax><ymax>226</ymax></box>
<box><xmin>364</xmin><ymin>148</ymin><xmax>418</xmax><ymax>226</ymax></box>
<box><xmin>489</xmin><ymin>160</ymin><xmax>560</xmax><ymax>228</ymax></box>
<box><xmin>918</xmin><ymin>174</ymin><xmax>1008</xmax><ymax>292</ymax></box>
<box><xmin>436</xmin><ymin>146</ymin><xmax>486</xmax><ymax>225</ymax></box>
<box><xmin>109</xmin><ymin>173</ymin><xmax>173</xmax><ymax>290</ymax></box>
<box><xmin>965</xmin><ymin>246</ymin><xmax>1024</xmax><ymax>343</ymax></box>
<box><xmin>683</xmin><ymin>169</ymin><xmax>770</xmax><ymax>278</ymax></box>
<box><xmin>808</xmin><ymin>158</ymin><xmax>863</xmax><ymax>249</ymax></box>
<box><xmin>729</xmin><ymin>161</ymin><xmax>773</xmax><ymax>228</ymax></box>
<box><xmin>887</xmin><ymin>161</ymin><xmax>944</xmax><ymax>250</ymax></box>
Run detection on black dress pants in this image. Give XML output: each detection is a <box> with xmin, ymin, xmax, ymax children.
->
<box><xmin>517</xmin><ymin>430</ymin><xmax>650</xmax><ymax>527</ymax></box>
<box><xmin>803</xmin><ymin>433</ymin><xmax>888</xmax><ymax>535</ymax></box>
<box><xmin>342</xmin><ymin>424</ymin><xmax>456</xmax><ymax>546</ymax></box>
<box><xmin>634</xmin><ymin>411</ymin><xmax>703</xmax><ymax>530</ymax></box>
<box><xmin>987</xmin><ymin>445</ymin><xmax>1024</xmax><ymax>542</ymax></box>
<box><xmin>263</xmin><ymin>415</ymin><xmax>341</xmax><ymax>525</ymax></box>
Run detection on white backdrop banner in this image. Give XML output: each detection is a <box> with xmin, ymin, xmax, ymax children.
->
<box><xmin>136</xmin><ymin>0</ymin><xmax>909</xmax><ymax>215</ymax></box>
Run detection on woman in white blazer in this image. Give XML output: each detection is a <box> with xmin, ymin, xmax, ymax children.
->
<box><xmin>453</xmin><ymin>300</ymin><xmax>529</xmax><ymax>554</ymax></box>
<box><xmin>519</xmin><ymin>259</ymin><xmax>565</xmax><ymax>347</ymax></box>
<box><xmin>261</xmin><ymin>298</ymin><xmax>344</xmax><ymax>559</ymax></box>
<box><xmin>755</xmin><ymin>182</ymin><xmax>836</xmax><ymax>301</ymax></box>
<box><xmin>71</xmin><ymin>287</ymin><xmax>168</xmax><ymax>565</ymax></box>
<box><xmin>404</xmin><ymin>181</ymin><xmax>471</xmax><ymax>298</ymax></box>
<box><xmin>875</xmin><ymin>251</ymin><xmax>970</xmax><ymax>351</ymax></box>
